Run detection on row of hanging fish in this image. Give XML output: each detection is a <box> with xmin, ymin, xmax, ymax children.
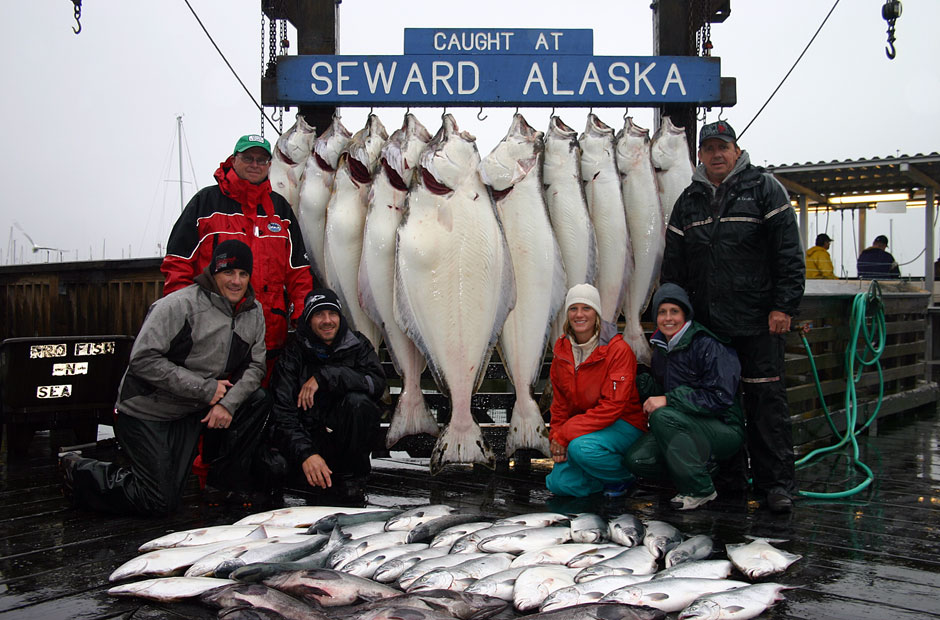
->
<box><xmin>109</xmin><ymin>504</ymin><xmax>798</xmax><ymax>619</ymax></box>
<box><xmin>268</xmin><ymin>111</ymin><xmax>693</xmax><ymax>474</ymax></box>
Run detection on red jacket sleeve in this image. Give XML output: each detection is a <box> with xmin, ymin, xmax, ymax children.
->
<box><xmin>554</xmin><ymin>341</ymin><xmax>641</xmax><ymax>446</ymax></box>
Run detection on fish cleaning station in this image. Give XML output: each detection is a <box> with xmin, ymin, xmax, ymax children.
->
<box><xmin>1</xmin><ymin>1</ymin><xmax>938</xmax><ymax>618</ymax></box>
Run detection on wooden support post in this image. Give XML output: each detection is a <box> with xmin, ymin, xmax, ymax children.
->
<box><xmin>926</xmin><ymin>187</ymin><xmax>936</xmax><ymax>296</ymax></box>
<box><xmin>799</xmin><ymin>194</ymin><xmax>809</xmax><ymax>250</ymax></box>
<box><xmin>859</xmin><ymin>207</ymin><xmax>867</xmax><ymax>257</ymax></box>
<box><xmin>262</xmin><ymin>0</ymin><xmax>338</xmax><ymax>136</ymax></box>
<box><xmin>653</xmin><ymin>0</ymin><xmax>698</xmax><ymax>160</ymax></box>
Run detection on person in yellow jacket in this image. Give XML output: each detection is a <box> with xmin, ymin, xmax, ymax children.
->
<box><xmin>806</xmin><ymin>233</ymin><xmax>837</xmax><ymax>279</ymax></box>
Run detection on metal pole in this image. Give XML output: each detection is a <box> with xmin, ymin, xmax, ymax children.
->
<box><xmin>177</xmin><ymin>115</ymin><xmax>185</xmax><ymax>213</ymax></box>
<box><xmin>799</xmin><ymin>195</ymin><xmax>809</xmax><ymax>250</ymax></box>
<box><xmin>926</xmin><ymin>187</ymin><xmax>936</xmax><ymax>294</ymax></box>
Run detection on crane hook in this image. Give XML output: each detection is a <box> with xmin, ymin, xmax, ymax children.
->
<box><xmin>72</xmin><ymin>0</ymin><xmax>82</xmax><ymax>34</ymax></box>
<box><xmin>885</xmin><ymin>39</ymin><xmax>896</xmax><ymax>59</ymax></box>
<box><xmin>477</xmin><ymin>107</ymin><xmax>488</xmax><ymax>121</ymax></box>
<box><xmin>882</xmin><ymin>0</ymin><xmax>902</xmax><ymax>60</ymax></box>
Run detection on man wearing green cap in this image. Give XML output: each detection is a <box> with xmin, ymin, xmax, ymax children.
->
<box><xmin>161</xmin><ymin>135</ymin><xmax>313</xmax><ymax>375</ymax></box>
<box><xmin>161</xmin><ymin>135</ymin><xmax>313</xmax><ymax>489</ymax></box>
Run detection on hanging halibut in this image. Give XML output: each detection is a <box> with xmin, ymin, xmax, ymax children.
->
<box><xmin>395</xmin><ymin>114</ymin><xmax>516</xmax><ymax>474</ymax></box>
<box><xmin>616</xmin><ymin>117</ymin><xmax>663</xmax><ymax>365</ymax></box>
<box><xmin>651</xmin><ymin>116</ymin><xmax>694</xmax><ymax>225</ymax></box>
<box><xmin>580</xmin><ymin>114</ymin><xmax>633</xmax><ymax>324</ymax></box>
<box><xmin>323</xmin><ymin>114</ymin><xmax>387</xmax><ymax>350</ymax></box>
<box><xmin>298</xmin><ymin>115</ymin><xmax>352</xmax><ymax>285</ymax></box>
<box><xmin>542</xmin><ymin>116</ymin><xmax>597</xmax><ymax>339</ymax></box>
<box><xmin>269</xmin><ymin>114</ymin><xmax>316</xmax><ymax>213</ymax></box>
<box><xmin>358</xmin><ymin>113</ymin><xmax>437</xmax><ymax>446</ymax></box>
<box><xmin>479</xmin><ymin>114</ymin><xmax>565</xmax><ymax>458</ymax></box>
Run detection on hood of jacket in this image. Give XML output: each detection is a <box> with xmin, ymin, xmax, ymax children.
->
<box><xmin>692</xmin><ymin>150</ymin><xmax>752</xmax><ymax>194</ymax></box>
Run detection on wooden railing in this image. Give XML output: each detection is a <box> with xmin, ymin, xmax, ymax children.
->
<box><xmin>1</xmin><ymin>261</ymin><xmax>936</xmax><ymax>455</ymax></box>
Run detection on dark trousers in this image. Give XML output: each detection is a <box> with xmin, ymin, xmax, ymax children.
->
<box><xmin>625</xmin><ymin>406</ymin><xmax>744</xmax><ymax>496</ymax></box>
<box><xmin>730</xmin><ymin>333</ymin><xmax>797</xmax><ymax>495</ymax></box>
<box><xmin>286</xmin><ymin>391</ymin><xmax>381</xmax><ymax>487</ymax></box>
<box><xmin>70</xmin><ymin>389</ymin><xmax>272</xmax><ymax>517</ymax></box>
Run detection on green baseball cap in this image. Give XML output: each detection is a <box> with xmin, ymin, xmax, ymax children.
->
<box><xmin>233</xmin><ymin>134</ymin><xmax>272</xmax><ymax>156</ymax></box>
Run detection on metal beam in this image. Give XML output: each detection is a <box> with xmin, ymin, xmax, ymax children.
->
<box><xmin>926</xmin><ymin>187</ymin><xmax>935</xmax><ymax>300</ymax></box>
<box><xmin>900</xmin><ymin>162</ymin><xmax>940</xmax><ymax>192</ymax></box>
<box><xmin>774</xmin><ymin>174</ymin><xmax>830</xmax><ymax>206</ymax></box>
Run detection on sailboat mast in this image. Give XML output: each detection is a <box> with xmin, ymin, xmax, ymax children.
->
<box><xmin>177</xmin><ymin>114</ymin><xmax>185</xmax><ymax>213</ymax></box>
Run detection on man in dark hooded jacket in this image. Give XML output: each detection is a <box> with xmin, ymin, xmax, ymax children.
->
<box><xmin>59</xmin><ymin>241</ymin><xmax>275</xmax><ymax>516</ymax></box>
<box><xmin>661</xmin><ymin>120</ymin><xmax>805</xmax><ymax>513</ymax></box>
<box><xmin>270</xmin><ymin>288</ymin><xmax>386</xmax><ymax>503</ymax></box>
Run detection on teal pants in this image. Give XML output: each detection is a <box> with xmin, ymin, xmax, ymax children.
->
<box><xmin>625</xmin><ymin>406</ymin><xmax>743</xmax><ymax>497</ymax></box>
<box><xmin>546</xmin><ymin>419</ymin><xmax>644</xmax><ymax>497</ymax></box>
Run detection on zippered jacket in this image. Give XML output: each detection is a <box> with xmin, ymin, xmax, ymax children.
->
<box><xmin>548</xmin><ymin>321</ymin><xmax>646</xmax><ymax>448</ymax></box>
<box><xmin>661</xmin><ymin>152</ymin><xmax>805</xmax><ymax>337</ymax></box>
<box><xmin>161</xmin><ymin>158</ymin><xmax>313</xmax><ymax>353</ymax></box>
<box><xmin>805</xmin><ymin>245</ymin><xmax>837</xmax><ymax>279</ymax></box>
<box><xmin>116</xmin><ymin>270</ymin><xmax>266</xmax><ymax>422</ymax></box>
<box><xmin>269</xmin><ymin>314</ymin><xmax>387</xmax><ymax>467</ymax></box>
<box><xmin>639</xmin><ymin>321</ymin><xmax>744</xmax><ymax>427</ymax></box>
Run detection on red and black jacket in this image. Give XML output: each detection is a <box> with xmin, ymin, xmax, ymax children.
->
<box><xmin>161</xmin><ymin>158</ymin><xmax>313</xmax><ymax>354</ymax></box>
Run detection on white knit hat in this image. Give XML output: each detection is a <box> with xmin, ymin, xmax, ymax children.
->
<box><xmin>565</xmin><ymin>283</ymin><xmax>602</xmax><ymax>317</ymax></box>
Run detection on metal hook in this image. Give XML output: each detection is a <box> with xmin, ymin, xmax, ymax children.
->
<box><xmin>441</xmin><ymin>107</ymin><xmax>447</xmax><ymax>119</ymax></box>
<box><xmin>623</xmin><ymin>108</ymin><xmax>630</xmax><ymax>121</ymax></box>
<box><xmin>885</xmin><ymin>39</ymin><xmax>897</xmax><ymax>59</ymax></box>
<box><xmin>717</xmin><ymin>107</ymin><xmax>726</xmax><ymax>122</ymax></box>
<box><xmin>696</xmin><ymin>108</ymin><xmax>707</xmax><ymax>122</ymax></box>
<box><xmin>72</xmin><ymin>0</ymin><xmax>82</xmax><ymax>34</ymax></box>
<box><xmin>477</xmin><ymin>107</ymin><xmax>488</xmax><ymax>121</ymax></box>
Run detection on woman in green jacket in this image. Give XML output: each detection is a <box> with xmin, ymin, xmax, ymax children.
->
<box><xmin>625</xmin><ymin>283</ymin><xmax>745</xmax><ymax>510</ymax></box>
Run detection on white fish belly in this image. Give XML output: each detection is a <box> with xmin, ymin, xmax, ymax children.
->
<box><xmin>297</xmin><ymin>157</ymin><xmax>334</xmax><ymax>285</ymax></box>
<box><xmin>395</xmin><ymin>183</ymin><xmax>514</xmax><ymax>472</ymax></box>
<box><xmin>360</xmin><ymin>172</ymin><xmax>437</xmax><ymax>445</ymax></box>
<box><xmin>496</xmin><ymin>178</ymin><xmax>564</xmax><ymax>457</ymax></box>
<box><xmin>621</xmin><ymin>155</ymin><xmax>663</xmax><ymax>366</ymax></box>
<box><xmin>583</xmin><ymin>169</ymin><xmax>630</xmax><ymax>324</ymax></box>
<box><xmin>324</xmin><ymin>167</ymin><xmax>381</xmax><ymax>349</ymax></box>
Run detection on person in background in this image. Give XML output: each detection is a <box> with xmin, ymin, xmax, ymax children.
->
<box><xmin>60</xmin><ymin>241</ymin><xmax>279</xmax><ymax>515</ymax></box>
<box><xmin>270</xmin><ymin>289</ymin><xmax>386</xmax><ymax>504</ymax></box>
<box><xmin>624</xmin><ymin>283</ymin><xmax>745</xmax><ymax>511</ymax></box>
<box><xmin>857</xmin><ymin>235</ymin><xmax>900</xmax><ymax>279</ymax></box>
<box><xmin>661</xmin><ymin>120</ymin><xmax>805</xmax><ymax>513</ymax></box>
<box><xmin>806</xmin><ymin>233</ymin><xmax>838</xmax><ymax>279</ymax></box>
<box><xmin>545</xmin><ymin>283</ymin><xmax>647</xmax><ymax>498</ymax></box>
<box><xmin>161</xmin><ymin>134</ymin><xmax>313</xmax><ymax>378</ymax></box>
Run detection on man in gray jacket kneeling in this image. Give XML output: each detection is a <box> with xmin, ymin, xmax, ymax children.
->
<box><xmin>60</xmin><ymin>240</ymin><xmax>279</xmax><ymax>516</ymax></box>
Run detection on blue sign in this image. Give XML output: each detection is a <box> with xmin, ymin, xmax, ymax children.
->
<box><xmin>404</xmin><ymin>28</ymin><xmax>593</xmax><ymax>55</ymax></box>
<box><xmin>276</xmin><ymin>55</ymin><xmax>721</xmax><ymax>107</ymax></box>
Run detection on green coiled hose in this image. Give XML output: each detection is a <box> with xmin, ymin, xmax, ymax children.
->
<box><xmin>795</xmin><ymin>281</ymin><xmax>886</xmax><ymax>498</ymax></box>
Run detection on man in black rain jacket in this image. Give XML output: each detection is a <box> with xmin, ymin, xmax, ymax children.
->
<box><xmin>661</xmin><ymin>120</ymin><xmax>805</xmax><ymax>513</ymax></box>
<box><xmin>270</xmin><ymin>288</ymin><xmax>386</xmax><ymax>503</ymax></box>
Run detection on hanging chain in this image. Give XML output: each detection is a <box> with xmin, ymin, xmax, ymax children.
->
<box><xmin>882</xmin><ymin>0</ymin><xmax>902</xmax><ymax>59</ymax></box>
<box><xmin>278</xmin><ymin>18</ymin><xmax>289</xmax><ymax>132</ymax></box>
<box><xmin>695</xmin><ymin>0</ymin><xmax>713</xmax><ymax>57</ymax></box>
<box><xmin>260</xmin><ymin>11</ymin><xmax>266</xmax><ymax>138</ymax></box>
<box><xmin>71</xmin><ymin>0</ymin><xmax>82</xmax><ymax>34</ymax></box>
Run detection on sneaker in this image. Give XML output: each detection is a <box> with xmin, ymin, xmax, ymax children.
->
<box><xmin>602</xmin><ymin>481</ymin><xmax>634</xmax><ymax>498</ymax></box>
<box><xmin>58</xmin><ymin>451</ymin><xmax>82</xmax><ymax>506</ymax></box>
<box><xmin>670</xmin><ymin>491</ymin><xmax>718</xmax><ymax>511</ymax></box>
<box><xmin>766</xmin><ymin>488</ymin><xmax>793</xmax><ymax>513</ymax></box>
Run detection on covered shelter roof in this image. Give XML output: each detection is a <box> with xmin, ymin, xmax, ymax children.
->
<box><xmin>766</xmin><ymin>153</ymin><xmax>940</xmax><ymax>206</ymax></box>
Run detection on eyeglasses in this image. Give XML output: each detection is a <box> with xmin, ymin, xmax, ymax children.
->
<box><xmin>237</xmin><ymin>153</ymin><xmax>272</xmax><ymax>165</ymax></box>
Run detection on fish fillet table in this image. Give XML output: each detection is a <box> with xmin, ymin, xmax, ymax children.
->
<box><xmin>0</xmin><ymin>408</ymin><xmax>937</xmax><ymax>619</ymax></box>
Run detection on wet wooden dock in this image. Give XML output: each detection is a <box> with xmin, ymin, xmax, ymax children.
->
<box><xmin>1</xmin><ymin>407</ymin><xmax>938</xmax><ymax>619</ymax></box>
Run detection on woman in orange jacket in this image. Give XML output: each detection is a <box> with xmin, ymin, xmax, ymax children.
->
<box><xmin>546</xmin><ymin>284</ymin><xmax>647</xmax><ymax>497</ymax></box>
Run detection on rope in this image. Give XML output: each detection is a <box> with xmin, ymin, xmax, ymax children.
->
<box><xmin>795</xmin><ymin>281</ymin><xmax>885</xmax><ymax>498</ymax></box>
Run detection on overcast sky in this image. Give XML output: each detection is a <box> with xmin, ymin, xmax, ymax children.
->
<box><xmin>2</xmin><ymin>1</ymin><xmax>937</xmax><ymax>275</ymax></box>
